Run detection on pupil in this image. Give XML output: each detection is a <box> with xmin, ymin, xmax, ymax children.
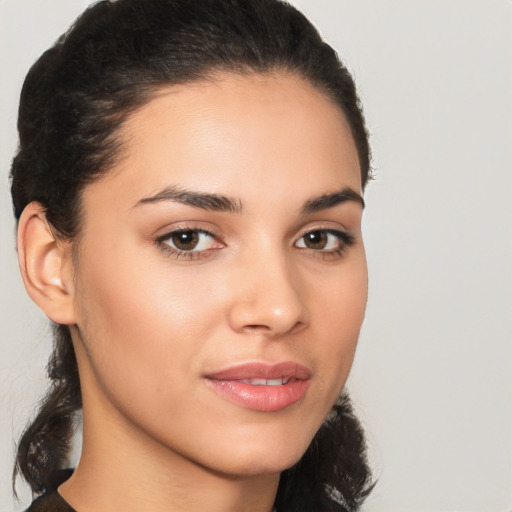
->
<box><xmin>172</xmin><ymin>231</ymin><xmax>199</xmax><ymax>250</ymax></box>
<box><xmin>305</xmin><ymin>231</ymin><xmax>327</xmax><ymax>249</ymax></box>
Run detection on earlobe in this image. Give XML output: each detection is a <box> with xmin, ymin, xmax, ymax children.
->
<box><xmin>17</xmin><ymin>202</ymin><xmax>76</xmax><ymax>325</ymax></box>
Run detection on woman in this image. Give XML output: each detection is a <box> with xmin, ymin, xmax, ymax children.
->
<box><xmin>11</xmin><ymin>0</ymin><xmax>374</xmax><ymax>510</ymax></box>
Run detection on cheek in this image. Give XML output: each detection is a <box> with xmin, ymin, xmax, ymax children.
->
<box><xmin>80</xmin><ymin>231</ymin><xmax>218</xmax><ymax>326</ymax></box>
<box><xmin>311</xmin><ymin>256</ymin><xmax>367</xmax><ymax>393</ymax></box>
<box><xmin>73</xmin><ymin>242</ymin><xmax>226</xmax><ymax>400</ymax></box>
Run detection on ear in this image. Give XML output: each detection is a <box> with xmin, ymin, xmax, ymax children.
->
<box><xmin>17</xmin><ymin>202</ymin><xmax>77</xmax><ymax>325</ymax></box>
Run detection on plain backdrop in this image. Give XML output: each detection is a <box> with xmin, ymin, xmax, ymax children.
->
<box><xmin>1</xmin><ymin>1</ymin><xmax>511</xmax><ymax>511</ymax></box>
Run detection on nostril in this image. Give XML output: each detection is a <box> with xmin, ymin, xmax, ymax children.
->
<box><xmin>241</xmin><ymin>320</ymin><xmax>305</xmax><ymax>336</ymax></box>
<box><xmin>243</xmin><ymin>324</ymin><xmax>272</xmax><ymax>332</ymax></box>
<box><xmin>288</xmin><ymin>320</ymin><xmax>306</xmax><ymax>335</ymax></box>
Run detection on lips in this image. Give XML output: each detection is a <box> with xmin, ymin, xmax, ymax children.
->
<box><xmin>204</xmin><ymin>362</ymin><xmax>311</xmax><ymax>412</ymax></box>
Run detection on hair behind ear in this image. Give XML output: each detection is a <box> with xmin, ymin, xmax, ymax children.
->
<box><xmin>14</xmin><ymin>324</ymin><xmax>82</xmax><ymax>495</ymax></box>
<box><xmin>275</xmin><ymin>393</ymin><xmax>374</xmax><ymax>511</ymax></box>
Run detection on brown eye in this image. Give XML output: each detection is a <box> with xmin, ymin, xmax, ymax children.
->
<box><xmin>295</xmin><ymin>228</ymin><xmax>354</xmax><ymax>254</ymax></box>
<box><xmin>156</xmin><ymin>227</ymin><xmax>224</xmax><ymax>260</ymax></box>
<box><xmin>159</xmin><ymin>229</ymin><xmax>220</xmax><ymax>253</ymax></box>
<box><xmin>303</xmin><ymin>230</ymin><xmax>328</xmax><ymax>250</ymax></box>
<box><xmin>170</xmin><ymin>230</ymin><xmax>200</xmax><ymax>251</ymax></box>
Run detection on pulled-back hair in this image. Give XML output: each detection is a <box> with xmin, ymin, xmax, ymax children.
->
<box><xmin>10</xmin><ymin>0</ymin><xmax>373</xmax><ymax>510</ymax></box>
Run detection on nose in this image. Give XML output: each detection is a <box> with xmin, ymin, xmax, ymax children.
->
<box><xmin>227</xmin><ymin>252</ymin><xmax>309</xmax><ymax>337</ymax></box>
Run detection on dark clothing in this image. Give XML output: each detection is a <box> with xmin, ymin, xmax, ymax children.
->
<box><xmin>26</xmin><ymin>491</ymin><xmax>76</xmax><ymax>512</ymax></box>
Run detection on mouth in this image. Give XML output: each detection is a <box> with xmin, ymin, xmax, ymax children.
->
<box><xmin>204</xmin><ymin>362</ymin><xmax>311</xmax><ymax>412</ymax></box>
<box><xmin>239</xmin><ymin>377</ymin><xmax>292</xmax><ymax>386</ymax></box>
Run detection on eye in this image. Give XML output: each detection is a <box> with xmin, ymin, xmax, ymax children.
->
<box><xmin>165</xmin><ymin>230</ymin><xmax>213</xmax><ymax>251</ymax></box>
<box><xmin>295</xmin><ymin>228</ymin><xmax>354</xmax><ymax>255</ymax></box>
<box><xmin>156</xmin><ymin>228</ymin><xmax>223</xmax><ymax>259</ymax></box>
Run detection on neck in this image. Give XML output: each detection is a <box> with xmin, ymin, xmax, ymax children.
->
<box><xmin>61</xmin><ymin>456</ymin><xmax>278</xmax><ymax>512</ymax></box>
<box><xmin>59</xmin><ymin>365</ymin><xmax>279</xmax><ymax>512</ymax></box>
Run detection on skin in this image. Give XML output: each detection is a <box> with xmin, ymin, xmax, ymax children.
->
<box><xmin>19</xmin><ymin>72</ymin><xmax>367</xmax><ymax>512</ymax></box>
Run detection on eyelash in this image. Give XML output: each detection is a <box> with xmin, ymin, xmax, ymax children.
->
<box><xmin>296</xmin><ymin>228</ymin><xmax>355</xmax><ymax>260</ymax></box>
<box><xmin>155</xmin><ymin>227</ymin><xmax>220</xmax><ymax>261</ymax></box>
<box><xmin>155</xmin><ymin>226</ymin><xmax>355</xmax><ymax>261</ymax></box>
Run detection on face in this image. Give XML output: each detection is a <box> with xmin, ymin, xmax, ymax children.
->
<box><xmin>70</xmin><ymin>72</ymin><xmax>367</xmax><ymax>477</ymax></box>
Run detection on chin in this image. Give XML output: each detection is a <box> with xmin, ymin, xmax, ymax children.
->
<box><xmin>204</xmin><ymin>436</ymin><xmax>311</xmax><ymax>478</ymax></box>
<box><xmin>200</xmin><ymin>411</ymin><xmax>326</xmax><ymax>478</ymax></box>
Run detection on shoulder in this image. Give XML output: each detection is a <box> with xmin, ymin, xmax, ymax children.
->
<box><xmin>25</xmin><ymin>491</ymin><xmax>76</xmax><ymax>512</ymax></box>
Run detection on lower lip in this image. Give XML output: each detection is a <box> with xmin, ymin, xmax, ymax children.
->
<box><xmin>205</xmin><ymin>379</ymin><xmax>310</xmax><ymax>412</ymax></box>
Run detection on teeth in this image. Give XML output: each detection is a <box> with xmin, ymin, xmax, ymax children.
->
<box><xmin>240</xmin><ymin>378</ymin><xmax>289</xmax><ymax>386</ymax></box>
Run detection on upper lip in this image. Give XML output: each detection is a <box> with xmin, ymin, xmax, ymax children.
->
<box><xmin>204</xmin><ymin>361</ymin><xmax>312</xmax><ymax>381</ymax></box>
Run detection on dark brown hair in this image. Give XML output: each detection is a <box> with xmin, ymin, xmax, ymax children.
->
<box><xmin>11</xmin><ymin>1</ymin><xmax>373</xmax><ymax>510</ymax></box>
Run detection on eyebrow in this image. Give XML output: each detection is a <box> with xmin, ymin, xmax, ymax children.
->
<box><xmin>135</xmin><ymin>184</ymin><xmax>364</xmax><ymax>214</ymax></box>
<box><xmin>135</xmin><ymin>185</ymin><xmax>243</xmax><ymax>213</ymax></box>
<box><xmin>301</xmin><ymin>187</ymin><xmax>365</xmax><ymax>214</ymax></box>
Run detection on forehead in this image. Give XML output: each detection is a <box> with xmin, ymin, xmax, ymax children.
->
<box><xmin>83</xmin><ymin>72</ymin><xmax>362</xmax><ymax>211</ymax></box>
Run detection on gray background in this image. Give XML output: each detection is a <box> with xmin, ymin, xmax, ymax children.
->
<box><xmin>1</xmin><ymin>0</ymin><xmax>511</xmax><ymax>510</ymax></box>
